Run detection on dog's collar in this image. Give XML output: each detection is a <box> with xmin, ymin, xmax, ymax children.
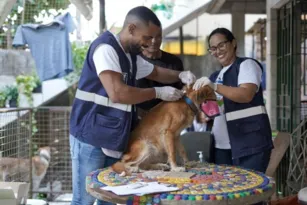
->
<box><xmin>183</xmin><ymin>95</ymin><xmax>199</xmax><ymax>115</ymax></box>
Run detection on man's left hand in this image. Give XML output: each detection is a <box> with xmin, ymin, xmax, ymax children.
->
<box><xmin>179</xmin><ymin>71</ymin><xmax>196</xmax><ymax>86</ymax></box>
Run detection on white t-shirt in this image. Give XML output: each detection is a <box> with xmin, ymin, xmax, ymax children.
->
<box><xmin>212</xmin><ymin>59</ymin><xmax>262</xmax><ymax>149</ymax></box>
<box><xmin>93</xmin><ymin>34</ymin><xmax>154</xmax><ymax>79</ymax></box>
<box><xmin>92</xmin><ymin>33</ymin><xmax>154</xmax><ymax>158</ymax></box>
<box><xmin>193</xmin><ymin>119</ymin><xmax>207</xmax><ymax>132</ymax></box>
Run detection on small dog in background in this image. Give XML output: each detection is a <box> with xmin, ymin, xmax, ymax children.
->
<box><xmin>0</xmin><ymin>146</ymin><xmax>53</xmax><ymax>192</ymax></box>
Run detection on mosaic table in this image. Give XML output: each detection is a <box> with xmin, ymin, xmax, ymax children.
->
<box><xmin>86</xmin><ymin>162</ymin><xmax>275</xmax><ymax>205</ymax></box>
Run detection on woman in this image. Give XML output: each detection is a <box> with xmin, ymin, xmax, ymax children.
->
<box><xmin>193</xmin><ymin>28</ymin><xmax>273</xmax><ymax>174</ymax></box>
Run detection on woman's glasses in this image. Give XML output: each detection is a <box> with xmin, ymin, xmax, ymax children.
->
<box><xmin>208</xmin><ymin>40</ymin><xmax>229</xmax><ymax>54</ymax></box>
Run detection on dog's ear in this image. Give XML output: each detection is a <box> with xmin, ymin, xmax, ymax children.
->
<box><xmin>205</xmin><ymin>86</ymin><xmax>216</xmax><ymax>100</ymax></box>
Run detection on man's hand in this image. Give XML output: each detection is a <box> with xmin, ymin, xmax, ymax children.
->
<box><xmin>154</xmin><ymin>86</ymin><xmax>183</xmax><ymax>101</ymax></box>
<box><xmin>193</xmin><ymin>77</ymin><xmax>217</xmax><ymax>91</ymax></box>
<box><xmin>142</xmin><ymin>49</ymin><xmax>162</xmax><ymax>59</ymax></box>
<box><xmin>179</xmin><ymin>71</ymin><xmax>196</xmax><ymax>86</ymax></box>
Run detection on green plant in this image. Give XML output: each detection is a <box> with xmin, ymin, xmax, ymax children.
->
<box><xmin>65</xmin><ymin>42</ymin><xmax>90</xmax><ymax>85</ymax></box>
<box><xmin>16</xmin><ymin>75</ymin><xmax>38</xmax><ymax>106</ymax></box>
<box><xmin>32</xmin><ymin>73</ymin><xmax>41</xmax><ymax>88</ymax></box>
<box><xmin>0</xmin><ymin>91</ymin><xmax>6</xmax><ymax>108</ymax></box>
<box><xmin>72</xmin><ymin>42</ymin><xmax>89</xmax><ymax>73</ymax></box>
<box><xmin>4</xmin><ymin>85</ymin><xmax>19</xmax><ymax>102</ymax></box>
<box><xmin>151</xmin><ymin>1</ymin><xmax>175</xmax><ymax>19</ymax></box>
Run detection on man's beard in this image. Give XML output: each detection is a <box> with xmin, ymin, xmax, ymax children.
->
<box><xmin>129</xmin><ymin>43</ymin><xmax>148</xmax><ymax>55</ymax></box>
<box><xmin>129</xmin><ymin>44</ymin><xmax>142</xmax><ymax>55</ymax></box>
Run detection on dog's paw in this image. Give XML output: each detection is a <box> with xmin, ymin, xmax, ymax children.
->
<box><xmin>155</xmin><ymin>163</ymin><xmax>170</xmax><ymax>171</ymax></box>
<box><xmin>119</xmin><ymin>171</ymin><xmax>126</xmax><ymax>177</ymax></box>
<box><xmin>129</xmin><ymin>166</ymin><xmax>140</xmax><ymax>173</ymax></box>
<box><xmin>171</xmin><ymin>166</ymin><xmax>186</xmax><ymax>172</ymax></box>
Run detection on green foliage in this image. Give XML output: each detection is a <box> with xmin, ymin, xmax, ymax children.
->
<box><xmin>3</xmin><ymin>85</ymin><xmax>19</xmax><ymax>102</ymax></box>
<box><xmin>65</xmin><ymin>42</ymin><xmax>90</xmax><ymax>85</ymax></box>
<box><xmin>16</xmin><ymin>75</ymin><xmax>38</xmax><ymax>106</ymax></box>
<box><xmin>32</xmin><ymin>72</ymin><xmax>41</xmax><ymax>88</ymax></box>
<box><xmin>72</xmin><ymin>42</ymin><xmax>89</xmax><ymax>73</ymax></box>
<box><xmin>0</xmin><ymin>85</ymin><xmax>19</xmax><ymax>107</ymax></box>
<box><xmin>0</xmin><ymin>91</ymin><xmax>7</xmax><ymax>108</ymax></box>
<box><xmin>151</xmin><ymin>1</ymin><xmax>175</xmax><ymax>19</ymax></box>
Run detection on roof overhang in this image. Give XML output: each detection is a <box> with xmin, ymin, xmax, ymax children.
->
<box><xmin>162</xmin><ymin>0</ymin><xmax>225</xmax><ymax>37</ymax></box>
<box><xmin>69</xmin><ymin>0</ymin><xmax>93</xmax><ymax>20</ymax></box>
<box><xmin>217</xmin><ymin>0</ymin><xmax>266</xmax><ymax>14</ymax></box>
<box><xmin>162</xmin><ymin>0</ymin><xmax>266</xmax><ymax>37</ymax></box>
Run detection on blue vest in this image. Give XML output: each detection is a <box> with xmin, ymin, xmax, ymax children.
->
<box><xmin>211</xmin><ymin>57</ymin><xmax>273</xmax><ymax>158</ymax></box>
<box><xmin>69</xmin><ymin>31</ymin><xmax>137</xmax><ymax>152</ymax></box>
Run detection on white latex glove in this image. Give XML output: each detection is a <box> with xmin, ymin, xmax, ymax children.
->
<box><xmin>154</xmin><ymin>86</ymin><xmax>184</xmax><ymax>101</ymax></box>
<box><xmin>179</xmin><ymin>71</ymin><xmax>196</xmax><ymax>86</ymax></box>
<box><xmin>193</xmin><ymin>77</ymin><xmax>217</xmax><ymax>91</ymax></box>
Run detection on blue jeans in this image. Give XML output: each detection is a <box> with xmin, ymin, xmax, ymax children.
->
<box><xmin>70</xmin><ymin>135</ymin><xmax>119</xmax><ymax>205</ymax></box>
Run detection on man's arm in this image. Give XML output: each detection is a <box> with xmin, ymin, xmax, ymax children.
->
<box><xmin>99</xmin><ymin>70</ymin><xmax>156</xmax><ymax>104</ymax></box>
<box><xmin>145</xmin><ymin>66</ymin><xmax>181</xmax><ymax>84</ymax></box>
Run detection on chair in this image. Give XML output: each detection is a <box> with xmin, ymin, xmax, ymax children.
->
<box><xmin>265</xmin><ymin>132</ymin><xmax>291</xmax><ymax>177</ymax></box>
<box><xmin>178</xmin><ymin>131</ymin><xmax>213</xmax><ymax>163</ymax></box>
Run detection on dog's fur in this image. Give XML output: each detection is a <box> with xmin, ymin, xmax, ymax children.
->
<box><xmin>0</xmin><ymin>146</ymin><xmax>53</xmax><ymax>192</ymax></box>
<box><xmin>112</xmin><ymin>85</ymin><xmax>216</xmax><ymax>175</ymax></box>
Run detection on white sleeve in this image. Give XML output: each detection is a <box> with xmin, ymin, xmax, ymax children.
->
<box><xmin>93</xmin><ymin>44</ymin><xmax>122</xmax><ymax>76</ymax></box>
<box><xmin>238</xmin><ymin>59</ymin><xmax>262</xmax><ymax>90</ymax></box>
<box><xmin>135</xmin><ymin>55</ymin><xmax>154</xmax><ymax>80</ymax></box>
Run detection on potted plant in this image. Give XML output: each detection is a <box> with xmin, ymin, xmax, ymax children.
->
<box><xmin>16</xmin><ymin>75</ymin><xmax>37</xmax><ymax>106</ymax></box>
<box><xmin>0</xmin><ymin>90</ymin><xmax>6</xmax><ymax>108</ymax></box>
<box><xmin>3</xmin><ymin>85</ymin><xmax>19</xmax><ymax>107</ymax></box>
<box><xmin>32</xmin><ymin>73</ymin><xmax>42</xmax><ymax>93</ymax></box>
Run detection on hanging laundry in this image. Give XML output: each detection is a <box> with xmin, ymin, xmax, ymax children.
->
<box><xmin>12</xmin><ymin>12</ymin><xmax>76</xmax><ymax>81</ymax></box>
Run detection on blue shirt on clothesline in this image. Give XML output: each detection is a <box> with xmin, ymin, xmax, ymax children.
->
<box><xmin>13</xmin><ymin>12</ymin><xmax>76</xmax><ymax>81</ymax></box>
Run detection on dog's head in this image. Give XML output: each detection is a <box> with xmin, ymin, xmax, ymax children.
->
<box><xmin>183</xmin><ymin>84</ymin><xmax>216</xmax><ymax>105</ymax></box>
<box><xmin>36</xmin><ymin>146</ymin><xmax>57</xmax><ymax>164</ymax></box>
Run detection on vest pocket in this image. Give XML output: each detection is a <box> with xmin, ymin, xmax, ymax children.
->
<box><xmin>239</xmin><ymin>120</ymin><xmax>260</xmax><ymax>133</ymax></box>
<box><xmin>91</xmin><ymin>113</ymin><xmax>122</xmax><ymax>143</ymax></box>
<box><xmin>95</xmin><ymin>113</ymin><xmax>121</xmax><ymax>129</ymax></box>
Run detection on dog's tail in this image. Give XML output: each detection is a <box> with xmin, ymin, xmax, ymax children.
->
<box><xmin>111</xmin><ymin>161</ymin><xmax>129</xmax><ymax>176</ymax></box>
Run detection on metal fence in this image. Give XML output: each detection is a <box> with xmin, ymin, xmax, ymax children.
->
<box><xmin>0</xmin><ymin>107</ymin><xmax>71</xmax><ymax>201</ymax></box>
<box><xmin>276</xmin><ymin>0</ymin><xmax>307</xmax><ymax>196</ymax></box>
<box><xmin>0</xmin><ymin>0</ymin><xmax>70</xmax><ymax>49</ymax></box>
<box><xmin>287</xmin><ymin>117</ymin><xmax>307</xmax><ymax>194</ymax></box>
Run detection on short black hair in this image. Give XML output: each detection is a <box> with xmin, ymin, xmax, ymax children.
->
<box><xmin>125</xmin><ymin>6</ymin><xmax>161</xmax><ymax>27</ymax></box>
<box><xmin>208</xmin><ymin>28</ymin><xmax>236</xmax><ymax>43</ymax></box>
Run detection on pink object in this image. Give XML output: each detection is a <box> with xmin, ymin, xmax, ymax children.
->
<box><xmin>201</xmin><ymin>101</ymin><xmax>220</xmax><ymax>118</ymax></box>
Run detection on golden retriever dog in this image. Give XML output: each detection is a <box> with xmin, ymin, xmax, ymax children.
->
<box><xmin>112</xmin><ymin>85</ymin><xmax>216</xmax><ymax>175</ymax></box>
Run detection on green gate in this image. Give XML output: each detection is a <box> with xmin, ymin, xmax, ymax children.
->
<box><xmin>277</xmin><ymin>0</ymin><xmax>307</xmax><ymax>196</ymax></box>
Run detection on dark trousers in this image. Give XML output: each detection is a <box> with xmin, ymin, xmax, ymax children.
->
<box><xmin>214</xmin><ymin>148</ymin><xmax>271</xmax><ymax>205</ymax></box>
<box><xmin>214</xmin><ymin>148</ymin><xmax>271</xmax><ymax>173</ymax></box>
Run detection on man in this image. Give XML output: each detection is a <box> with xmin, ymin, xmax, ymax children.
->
<box><xmin>137</xmin><ymin>37</ymin><xmax>184</xmax><ymax>115</ymax></box>
<box><xmin>69</xmin><ymin>6</ymin><xmax>196</xmax><ymax>205</ymax></box>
